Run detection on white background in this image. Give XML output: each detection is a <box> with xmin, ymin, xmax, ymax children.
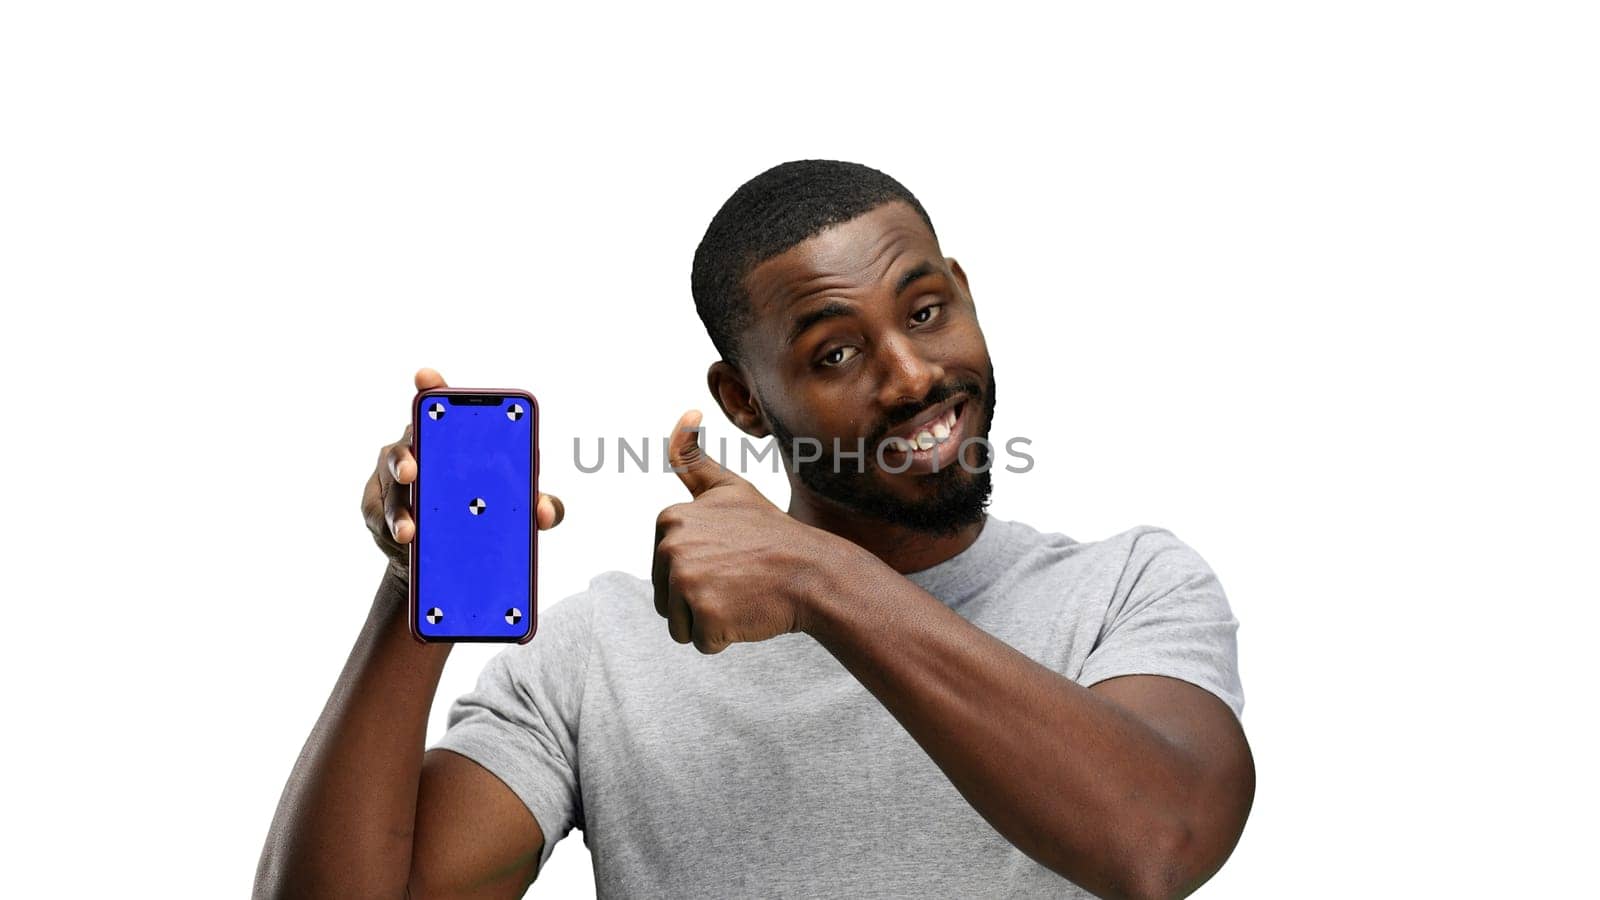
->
<box><xmin>3</xmin><ymin>2</ymin><xmax>1596</xmax><ymax>896</ymax></box>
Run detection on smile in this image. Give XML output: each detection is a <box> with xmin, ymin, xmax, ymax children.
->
<box><xmin>881</xmin><ymin>397</ymin><xmax>970</xmax><ymax>473</ymax></box>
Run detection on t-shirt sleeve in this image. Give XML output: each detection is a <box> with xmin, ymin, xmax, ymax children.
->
<box><xmin>429</xmin><ymin>586</ymin><xmax>595</xmax><ymax>873</ymax></box>
<box><xmin>1077</xmin><ymin>528</ymin><xmax>1245</xmax><ymax>718</ymax></box>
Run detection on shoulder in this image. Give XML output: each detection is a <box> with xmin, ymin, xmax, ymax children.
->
<box><xmin>1109</xmin><ymin>525</ymin><xmax>1217</xmax><ymax>579</ymax></box>
<box><xmin>510</xmin><ymin>570</ymin><xmax>652</xmax><ymax>645</ymax></box>
<box><xmin>538</xmin><ymin>570</ymin><xmax>652</xmax><ymax>621</ymax></box>
<box><xmin>545</xmin><ymin>569</ymin><xmax>650</xmax><ymax>603</ymax></box>
<box><xmin>539</xmin><ymin>569</ymin><xmax>665</xmax><ymax>643</ymax></box>
<box><xmin>995</xmin><ymin>521</ymin><xmax>1232</xmax><ymax>637</ymax></box>
<box><xmin>492</xmin><ymin>570</ymin><xmax>659</xmax><ymax>677</ymax></box>
<box><xmin>1076</xmin><ymin>525</ymin><xmax>1233</xmax><ymax>632</ymax></box>
<box><xmin>1040</xmin><ymin>524</ymin><xmax>1218</xmax><ymax>587</ymax></box>
<box><xmin>582</xmin><ymin>569</ymin><xmax>653</xmax><ymax>602</ymax></box>
<box><xmin>997</xmin><ymin>519</ymin><xmax>1214</xmax><ymax>582</ymax></box>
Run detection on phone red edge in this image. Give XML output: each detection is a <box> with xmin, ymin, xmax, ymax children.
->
<box><xmin>408</xmin><ymin>387</ymin><xmax>540</xmax><ymax>646</ymax></box>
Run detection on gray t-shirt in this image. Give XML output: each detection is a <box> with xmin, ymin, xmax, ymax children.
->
<box><xmin>432</xmin><ymin>515</ymin><xmax>1244</xmax><ymax>898</ymax></box>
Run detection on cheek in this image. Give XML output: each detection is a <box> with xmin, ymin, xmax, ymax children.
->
<box><xmin>960</xmin><ymin>318</ymin><xmax>992</xmax><ymax>362</ymax></box>
<box><xmin>930</xmin><ymin>320</ymin><xmax>989</xmax><ymax>370</ymax></box>
<box><xmin>795</xmin><ymin>391</ymin><xmax>873</xmax><ymax>440</ymax></box>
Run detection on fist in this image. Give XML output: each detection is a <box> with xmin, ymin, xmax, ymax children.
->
<box><xmin>651</xmin><ymin>410</ymin><xmax>851</xmax><ymax>653</ymax></box>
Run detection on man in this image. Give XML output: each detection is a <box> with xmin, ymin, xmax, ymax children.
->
<box><xmin>255</xmin><ymin>160</ymin><xmax>1254</xmax><ymax>899</ymax></box>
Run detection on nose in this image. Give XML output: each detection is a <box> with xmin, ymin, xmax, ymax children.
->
<box><xmin>874</xmin><ymin>332</ymin><xmax>945</xmax><ymax>408</ymax></box>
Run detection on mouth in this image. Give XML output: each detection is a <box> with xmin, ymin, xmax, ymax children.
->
<box><xmin>880</xmin><ymin>395</ymin><xmax>971</xmax><ymax>474</ymax></box>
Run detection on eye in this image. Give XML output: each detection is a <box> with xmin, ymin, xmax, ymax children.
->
<box><xmin>819</xmin><ymin>345</ymin><xmax>859</xmax><ymax>368</ymax></box>
<box><xmin>910</xmin><ymin>304</ymin><xmax>943</xmax><ymax>326</ymax></box>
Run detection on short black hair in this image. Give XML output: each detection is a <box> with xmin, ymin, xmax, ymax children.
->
<box><xmin>691</xmin><ymin>159</ymin><xmax>938</xmax><ymax>368</ymax></box>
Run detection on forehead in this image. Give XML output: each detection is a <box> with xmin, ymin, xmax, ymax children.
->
<box><xmin>742</xmin><ymin>200</ymin><xmax>940</xmax><ymax>323</ymax></box>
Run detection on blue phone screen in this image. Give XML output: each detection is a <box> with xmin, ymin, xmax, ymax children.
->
<box><xmin>415</xmin><ymin>393</ymin><xmax>535</xmax><ymax>641</ymax></box>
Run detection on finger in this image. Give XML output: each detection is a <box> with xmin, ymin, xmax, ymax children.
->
<box><xmin>415</xmin><ymin>367</ymin><xmax>449</xmax><ymax>391</ymax></box>
<box><xmin>666</xmin><ymin>580</ymin><xmax>694</xmax><ymax>644</ymax></box>
<box><xmin>690</xmin><ymin>614</ymin><xmax>727</xmax><ymax>655</ymax></box>
<box><xmin>385</xmin><ymin>477</ymin><xmax>414</xmax><ymax>543</ymax></box>
<box><xmin>652</xmin><ymin>520</ymin><xmax>669</xmax><ymax>618</ymax></box>
<box><xmin>667</xmin><ymin>409</ymin><xmax>743</xmax><ymax>498</ymax></box>
<box><xmin>361</xmin><ymin>469</ymin><xmax>384</xmax><ymax>526</ymax></box>
<box><xmin>386</xmin><ymin>442</ymin><xmax>416</xmax><ymax>484</ymax></box>
<box><xmin>537</xmin><ymin>493</ymin><xmax>565</xmax><ymax>531</ymax></box>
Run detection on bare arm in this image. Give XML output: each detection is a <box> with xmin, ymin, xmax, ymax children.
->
<box><xmin>252</xmin><ymin>571</ymin><xmax>546</xmax><ymax>898</ymax></box>
<box><xmin>253</xmin><ymin>367</ymin><xmax>563</xmax><ymax>899</ymax></box>
<box><xmin>804</xmin><ymin>549</ymin><xmax>1254</xmax><ymax>900</ymax></box>
<box><xmin>652</xmin><ymin>418</ymin><xmax>1251</xmax><ymax>898</ymax></box>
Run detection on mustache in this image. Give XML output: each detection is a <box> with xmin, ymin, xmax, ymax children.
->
<box><xmin>865</xmin><ymin>377</ymin><xmax>984</xmax><ymax>448</ymax></box>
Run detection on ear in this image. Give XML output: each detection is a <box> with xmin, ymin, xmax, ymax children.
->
<box><xmin>707</xmin><ymin>360</ymin><xmax>770</xmax><ymax>439</ymax></box>
<box><xmin>947</xmin><ymin>256</ymin><xmax>971</xmax><ymax>299</ymax></box>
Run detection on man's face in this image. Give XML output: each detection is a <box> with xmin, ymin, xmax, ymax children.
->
<box><xmin>737</xmin><ymin>200</ymin><xmax>997</xmax><ymax>534</ymax></box>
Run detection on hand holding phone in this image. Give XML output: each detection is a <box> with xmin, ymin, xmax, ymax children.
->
<box><xmin>359</xmin><ymin>368</ymin><xmax>564</xmax><ymax>642</ymax></box>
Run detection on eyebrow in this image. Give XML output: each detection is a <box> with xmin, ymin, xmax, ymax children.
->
<box><xmin>893</xmin><ymin>259</ymin><xmax>941</xmax><ymax>296</ymax></box>
<box><xmin>784</xmin><ymin>260</ymin><xmax>944</xmax><ymax>346</ymax></box>
<box><xmin>786</xmin><ymin>301</ymin><xmax>854</xmax><ymax>346</ymax></box>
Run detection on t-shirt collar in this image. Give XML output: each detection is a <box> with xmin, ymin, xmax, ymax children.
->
<box><xmin>900</xmin><ymin>514</ymin><xmax>1015</xmax><ymax>606</ymax></box>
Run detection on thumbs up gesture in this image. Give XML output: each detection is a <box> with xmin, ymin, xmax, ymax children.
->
<box><xmin>651</xmin><ymin>409</ymin><xmax>856</xmax><ymax>653</ymax></box>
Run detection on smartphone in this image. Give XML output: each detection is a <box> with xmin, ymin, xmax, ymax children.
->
<box><xmin>409</xmin><ymin>387</ymin><xmax>539</xmax><ymax>644</ymax></box>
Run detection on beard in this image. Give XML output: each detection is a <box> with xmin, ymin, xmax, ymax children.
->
<box><xmin>765</xmin><ymin>365</ymin><xmax>997</xmax><ymax>536</ymax></box>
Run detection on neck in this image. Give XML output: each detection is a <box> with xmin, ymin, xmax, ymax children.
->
<box><xmin>786</xmin><ymin>487</ymin><xmax>986</xmax><ymax>574</ymax></box>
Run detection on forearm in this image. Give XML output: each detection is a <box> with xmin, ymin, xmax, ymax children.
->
<box><xmin>253</xmin><ymin>569</ymin><xmax>454</xmax><ymax>899</ymax></box>
<box><xmin>802</xmin><ymin>550</ymin><xmax>1204</xmax><ymax>898</ymax></box>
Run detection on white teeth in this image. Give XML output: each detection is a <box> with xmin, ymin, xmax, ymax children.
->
<box><xmin>889</xmin><ymin>405</ymin><xmax>963</xmax><ymax>454</ymax></box>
